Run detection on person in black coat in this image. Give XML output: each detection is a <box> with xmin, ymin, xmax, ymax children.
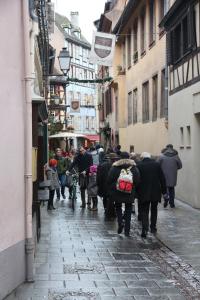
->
<box><xmin>107</xmin><ymin>152</ymin><xmax>140</xmax><ymax>237</ymax></box>
<box><xmin>136</xmin><ymin>152</ymin><xmax>167</xmax><ymax>238</ymax></box>
<box><xmin>69</xmin><ymin>146</ymin><xmax>93</xmax><ymax>208</ymax></box>
<box><xmin>97</xmin><ymin>152</ymin><xmax>119</xmax><ymax>218</ymax></box>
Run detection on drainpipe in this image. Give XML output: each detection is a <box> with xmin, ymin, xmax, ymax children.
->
<box><xmin>22</xmin><ymin>0</ymin><xmax>34</xmax><ymax>282</ymax></box>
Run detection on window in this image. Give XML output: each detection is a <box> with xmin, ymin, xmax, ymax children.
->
<box><xmin>160</xmin><ymin>0</ymin><xmax>168</xmax><ymax>21</ymax></box>
<box><xmin>133</xmin><ymin>20</ymin><xmax>138</xmax><ymax>63</ymax></box>
<box><xmin>127</xmin><ymin>29</ymin><xmax>132</xmax><ymax>68</ymax></box>
<box><xmin>91</xmin><ymin>117</ymin><xmax>95</xmax><ymax>129</ymax></box>
<box><xmin>152</xmin><ymin>75</ymin><xmax>158</xmax><ymax>121</ymax></box>
<box><xmin>142</xmin><ymin>81</ymin><xmax>149</xmax><ymax>122</ymax></box>
<box><xmin>180</xmin><ymin>127</ymin><xmax>184</xmax><ymax>146</ymax></box>
<box><xmin>128</xmin><ymin>91</ymin><xmax>133</xmax><ymax>125</ymax></box>
<box><xmin>186</xmin><ymin>125</ymin><xmax>191</xmax><ymax>146</ymax></box>
<box><xmin>133</xmin><ymin>88</ymin><xmax>138</xmax><ymax>124</ymax></box>
<box><xmin>170</xmin><ymin>9</ymin><xmax>196</xmax><ymax>64</ymax></box>
<box><xmin>122</xmin><ymin>41</ymin><xmax>126</xmax><ymax>70</ymax></box>
<box><xmin>149</xmin><ymin>0</ymin><xmax>156</xmax><ymax>45</ymax></box>
<box><xmin>141</xmin><ymin>9</ymin><xmax>146</xmax><ymax>54</ymax></box>
<box><xmin>160</xmin><ymin>69</ymin><xmax>166</xmax><ymax>118</ymax></box>
<box><xmin>86</xmin><ymin>116</ymin><xmax>89</xmax><ymax>129</ymax></box>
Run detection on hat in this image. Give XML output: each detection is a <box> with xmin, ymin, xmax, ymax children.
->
<box><xmin>120</xmin><ymin>151</ymin><xmax>130</xmax><ymax>159</ymax></box>
<box><xmin>49</xmin><ymin>159</ymin><xmax>57</xmax><ymax>167</ymax></box>
<box><xmin>141</xmin><ymin>152</ymin><xmax>151</xmax><ymax>159</ymax></box>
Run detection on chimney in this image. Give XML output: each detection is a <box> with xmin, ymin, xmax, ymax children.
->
<box><xmin>70</xmin><ymin>11</ymin><xmax>79</xmax><ymax>28</ymax></box>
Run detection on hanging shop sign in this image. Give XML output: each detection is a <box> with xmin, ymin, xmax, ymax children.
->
<box><xmin>70</xmin><ymin>100</ymin><xmax>80</xmax><ymax>113</ymax></box>
<box><xmin>89</xmin><ymin>31</ymin><xmax>116</xmax><ymax>66</ymax></box>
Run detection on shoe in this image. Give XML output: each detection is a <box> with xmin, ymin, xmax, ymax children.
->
<box><xmin>150</xmin><ymin>227</ymin><xmax>157</xmax><ymax>233</ymax></box>
<box><xmin>80</xmin><ymin>204</ymin><xmax>86</xmax><ymax>208</ymax></box>
<box><xmin>138</xmin><ymin>215</ymin><xmax>142</xmax><ymax>222</ymax></box>
<box><xmin>47</xmin><ymin>206</ymin><xmax>52</xmax><ymax>210</ymax></box>
<box><xmin>87</xmin><ymin>205</ymin><xmax>91</xmax><ymax>210</ymax></box>
<box><xmin>56</xmin><ymin>198</ymin><xmax>60</xmax><ymax>201</ymax></box>
<box><xmin>164</xmin><ymin>200</ymin><xmax>168</xmax><ymax>208</ymax></box>
<box><xmin>141</xmin><ymin>230</ymin><xmax>147</xmax><ymax>238</ymax></box>
<box><xmin>117</xmin><ymin>223</ymin><xmax>124</xmax><ymax>234</ymax></box>
<box><xmin>62</xmin><ymin>195</ymin><xmax>66</xmax><ymax>200</ymax></box>
<box><xmin>124</xmin><ymin>232</ymin><xmax>130</xmax><ymax>237</ymax></box>
<box><xmin>91</xmin><ymin>207</ymin><xmax>98</xmax><ymax>211</ymax></box>
<box><xmin>170</xmin><ymin>204</ymin><xmax>175</xmax><ymax>208</ymax></box>
<box><xmin>51</xmin><ymin>206</ymin><xmax>56</xmax><ymax>210</ymax></box>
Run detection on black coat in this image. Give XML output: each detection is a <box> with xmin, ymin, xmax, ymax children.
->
<box><xmin>97</xmin><ymin>160</ymin><xmax>112</xmax><ymax>197</ymax></box>
<box><xmin>70</xmin><ymin>152</ymin><xmax>93</xmax><ymax>174</ymax></box>
<box><xmin>107</xmin><ymin>159</ymin><xmax>140</xmax><ymax>204</ymax></box>
<box><xmin>137</xmin><ymin>158</ymin><xmax>167</xmax><ymax>204</ymax></box>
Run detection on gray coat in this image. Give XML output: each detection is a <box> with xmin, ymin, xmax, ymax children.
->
<box><xmin>157</xmin><ymin>149</ymin><xmax>182</xmax><ymax>187</ymax></box>
<box><xmin>46</xmin><ymin>167</ymin><xmax>60</xmax><ymax>190</ymax></box>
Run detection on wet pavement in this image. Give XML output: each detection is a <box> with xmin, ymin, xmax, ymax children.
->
<box><xmin>5</xmin><ymin>194</ymin><xmax>200</xmax><ymax>300</ymax></box>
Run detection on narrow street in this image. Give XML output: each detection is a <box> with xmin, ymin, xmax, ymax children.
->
<box><xmin>6</xmin><ymin>194</ymin><xmax>200</xmax><ymax>300</ymax></box>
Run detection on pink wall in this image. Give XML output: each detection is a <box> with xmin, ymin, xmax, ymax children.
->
<box><xmin>0</xmin><ymin>0</ymin><xmax>26</xmax><ymax>251</ymax></box>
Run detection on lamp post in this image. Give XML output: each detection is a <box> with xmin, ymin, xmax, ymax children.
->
<box><xmin>58</xmin><ymin>47</ymin><xmax>71</xmax><ymax>129</ymax></box>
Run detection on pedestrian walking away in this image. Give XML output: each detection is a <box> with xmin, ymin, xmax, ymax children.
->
<box><xmin>158</xmin><ymin>144</ymin><xmax>182</xmax><ymax>208</ymax></box>
<box><xmin>69</xmin><ymin>146</ymin><xmax>93</xmax><ymax>208</ymax></box>
<box><xmin>87</xmin><ymin>164</ymin><xmax>98</xmax><ymax>211</ymax></box>
<box><xmin>46</xmin><ymin>159</ymin><xmax>60</xmax><ymax>210</ymax></box>
<box><xmin>137</xmin><ymin>152</ymin><xmax>167</xmax><ymax>238</ymax></box>
<box><xmin>107</xmin><ymin>152</ymin><xmax>140</xmax><ymax>237</ymax></box>
<box><xmin>97</xmin><ymin>152</ymin><xmax>119</xmax><ymax>218</ymax></box>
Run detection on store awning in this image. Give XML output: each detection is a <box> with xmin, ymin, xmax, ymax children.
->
<box><xmin>49</xmin><ymin>132</ymin><xmax>86</xmax><ymax>139</ymax></box>
<box><xmin>85</xmin><ymin>134</ymin><xmax>100</xmax><ymax>142</ymax></box>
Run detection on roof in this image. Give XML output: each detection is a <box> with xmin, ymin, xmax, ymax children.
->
<box><xmin>159</xmin><ymin>0</ymin><xmax>184</xmax><ymax>29</ymax></box>
<box><xmin>112</xmin><ymin>0</ymin><xmax>140</xmax><ymax>34</ymax></box>
<box><xmin>55</xmin><ymin>13</ymin><xmax>91</xmax><ymax>49</ymax></box>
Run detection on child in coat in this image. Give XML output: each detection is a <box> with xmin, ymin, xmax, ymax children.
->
<box><xmin>87</xmin><ymin>165</ymin><xmax>98</xmax><ymax>211</ymax></box>
<box><xmin>46</xmin><ymin>159</ymin><xmax>60</xmax><ymax>210</ymax></box>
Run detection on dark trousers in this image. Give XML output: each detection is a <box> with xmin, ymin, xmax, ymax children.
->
<box><xmin>48</xmin><ymin>189</ymin><xmax>55</xmax><ymax>208</ymax></box>
<box><xmin>140</xmin><ymin>201</ymin><xmax>158</xmax><ymax>231</ymax></box>
<box><xmin>115</xmin><ymin>202</ymin><xmax>132</xmax><ymax>234</ymax></box>
<box><xmin>167</xmin><ymin>187</ymin><xmax>175</xmax><ymax>207</ymax></box>
<box><xmin>80</xmin><ymin>188</ymin><xmax>86</xmax><ymax>206</ymax></box>
<box><xmin>106</xmin><ymin>197</ymin><xmax>116</xmax><ymax>218</ymax></box>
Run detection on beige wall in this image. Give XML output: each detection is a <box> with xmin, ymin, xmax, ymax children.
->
<box><xmin>114</xmin><ymin>0</ymin><xmax>169</xmax><ymax>154</ymax></box>
<box><xmin>50</xmin><ymin>25</ymin><xmax>65</xmax><ymax>72</ymax></box>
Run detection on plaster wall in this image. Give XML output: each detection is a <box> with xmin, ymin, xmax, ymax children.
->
<box><xmin>0</xmin><ymin>0</ymin><xmax>25</xmax><ymax>252</ymax></box>
<box><xmin>169</xmin><ymin>81</ymin><xmax>200</xmax><ymax>208</ymax></box>
<box><xmin>117</xmin><ymin>0</ymin><xmax>169</xmax><ymax>154</ymax></box>
<box><xmin>0</xmin><ymin>0</ymin><xmax>26</xmax><ymax>296</ymax></box>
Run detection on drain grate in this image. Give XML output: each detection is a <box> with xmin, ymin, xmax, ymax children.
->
<box><xmin>49</xmin><ymin>290</ymin><xmax>101</xmax><ymax>300</ymax></box>
<box><xmin>112</xmin><ymin>253</ymin><xmax>144</xmax><ymax>260</ymax></box>
<box><xmin>63</xmin><ymin>264</ymin><xmax>104</xmax><ymax>274</ymax></box>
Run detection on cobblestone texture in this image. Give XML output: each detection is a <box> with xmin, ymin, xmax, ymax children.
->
<box><xmin>4</xmin><ymin>197</ymin><xmax>200</xmax><ymax>300</ymax></box>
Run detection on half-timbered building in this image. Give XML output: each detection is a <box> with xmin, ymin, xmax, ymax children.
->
<box><xmin>161</xmin><ymin>0</ymin><xmax>200</xmax><ymax>208</ymax></box>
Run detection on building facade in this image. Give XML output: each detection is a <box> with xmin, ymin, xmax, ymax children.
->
<box><xmin>49</xmin><ymin>12</ymin><xmax>99</xmax><ymax>148</ymax></box>
<box><xmin>0</xmin><ymin>1</ymin><xmax>50</xmax><ymax>298</ymax></box>
<box><xmin>162</xmin><ymin>0</ymin><xmax>200</xmax><ymax>208</ymax></box>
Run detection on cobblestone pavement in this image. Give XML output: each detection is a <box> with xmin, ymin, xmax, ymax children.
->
<box><xmin>5</xmin><ymin>195</ymin><xmax>200</xmax><ymax>300</ymax></box>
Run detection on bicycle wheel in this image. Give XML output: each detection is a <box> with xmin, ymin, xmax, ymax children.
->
<box><xmin>71</xmin><ymin>185</ymin><xmax>76</xmax><ymax>210</ymax></box>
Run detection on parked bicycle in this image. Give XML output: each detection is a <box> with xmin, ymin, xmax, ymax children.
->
<box><xmin>66</xmin><ymin>169</ymin><xmax>79</xmax><ymax>210</ymax></box>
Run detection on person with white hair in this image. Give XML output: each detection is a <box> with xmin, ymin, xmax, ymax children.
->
<box><xmin>136</xmin><ymin>152</ymin><xmax>167</xmax><ymax>238</ymax></box>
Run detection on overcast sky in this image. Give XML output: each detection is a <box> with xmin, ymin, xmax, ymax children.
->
<box><xmin>52</xmin><ymin>0</ymin><xmax>106</xmax><ymax>43</ymax></box>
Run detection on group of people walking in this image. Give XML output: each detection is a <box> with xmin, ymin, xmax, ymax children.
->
<box><xmin>46</xmin><ymin>143</ymin><xmax>182</xmax><ymax>238</ymax></box>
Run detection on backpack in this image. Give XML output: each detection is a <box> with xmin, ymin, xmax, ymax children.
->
<box><xmin>116</xmin><ymin>167</ymin><xmax>133</xmax><ymax>193</ymax></box>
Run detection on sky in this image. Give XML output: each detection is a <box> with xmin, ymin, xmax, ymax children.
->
<box><xmin>52</xmin><ymin>0</ymin><xmax>106</xmax><ymax>43</ymax></box>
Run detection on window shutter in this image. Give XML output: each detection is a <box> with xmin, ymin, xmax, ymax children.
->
<box><xmin>166</xmin><ymin>31</ymin><xmax>173</xmax><ymax>65</ymax></box>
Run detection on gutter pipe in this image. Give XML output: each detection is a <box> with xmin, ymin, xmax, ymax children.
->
<box><xmin>22</xmin><ymin>0</ymin><xmax>34</xmax><ymax>282</ymax></box>
<box><xmin>29</xmin><ymin>0</ymin><xmax>38</xmax><ymax>22</ymax></box>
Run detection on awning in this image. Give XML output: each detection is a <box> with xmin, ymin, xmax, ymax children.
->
<box><xmin>49</xmin><ymin>132</ymin><xmax>86</xmax><ymax>139</ymax></box>
<box><xmin>85</xmin><ymin>134</ymin><xmax>100</xmax><ymax>142</ymax></box>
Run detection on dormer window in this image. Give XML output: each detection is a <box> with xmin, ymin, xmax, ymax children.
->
<box><xmin>74</xmin><ymin>30</ymin><xmax>81</xmax><ymax>39</ymax></box>
<box><xmin>62</xmin><ymin>24</ymin><xmax>71</xmax><ymax>35</ymax></box>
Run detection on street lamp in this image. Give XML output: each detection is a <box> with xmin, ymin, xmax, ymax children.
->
<box><xmin>57</xmin><ymin>47</ymin><xmax>72</xmax><ymax>129</ymax></box>
<box><xmin>58</xmin><ymin>47</ymin><xmax>71</xmax><ymax>76</ymax></box>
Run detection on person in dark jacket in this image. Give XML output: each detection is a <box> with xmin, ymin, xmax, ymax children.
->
<box><xmin>97</xmin><ymin>152</ymin><xmax>119</xmax><ymax>218</ymax></box>
<box><xmin>107</xmin><ymin>152</ymin><xmax>140</xmax><ymax>237</ymax></box>
<box><xmin>158</xmin><ymin>144</ymin><xmax>182</xmax><ymax>208</ymax></box>
<box><xmin>69</xmin><ymin>146</ymin><xmax>93</xmax><ymax>208</ymax></box>
<box><xmin>137</xmin><ymin>152</ymin><xmax>167</xmax><ymax>238</ymax></box>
